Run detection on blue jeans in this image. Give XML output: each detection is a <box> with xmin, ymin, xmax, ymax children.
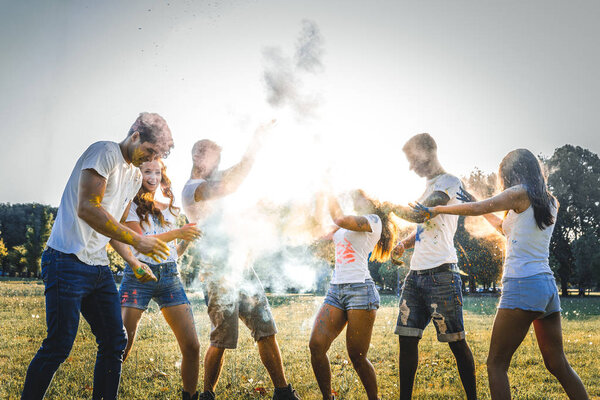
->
<box><xmin>394</xmin><ymin>267</ymin><xmax>465</xmax><ymax>342</ymax></box>
<box><xmin>119</xmin><ymin>262</ymin><xmax>189</xmax><ymax>310</ymax></box>
<box><xmin>22</xmin><ymin>248</ymin><xmax>127</xmax><ymax>400</ymax></box>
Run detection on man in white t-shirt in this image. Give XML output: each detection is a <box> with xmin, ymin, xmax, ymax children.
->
<box><xmin>389</xmin><ymin>133</ymin><xmax>477</xmax><ymax>400</ymax></box>
<box><xmin>182</xmin><ymin>121</ymin><xmax>300</xmax><ymax>400</ymax></box>
<box><xmin>22</xmin><ymin>113</ymin><xmax>174</xmax><ymax>400</ymax></box>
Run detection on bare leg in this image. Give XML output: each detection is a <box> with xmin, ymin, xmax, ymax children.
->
<box><xmin>533</xmin><ymin>312</ymin><xmax>589</xmax><ymax>399</ymax></box>
<box><xmin>162</xmin><ymin>304</ymin><xmax>200</xmax><ymax>395</ymax></box>
<box><xmin>121</xmin><ymin>307</ymin><xmax>144</xmax><ymax>362</ymax></box>
<box><xmin>346</xmin><ymin>309</ymin><xmax>378</xmax><ymax>400</ymax></box>
<box><xmin>448</xmin><ymin>339</ymin><xmax>477</xmax><ymax>400</ymax></box>
<box><xmin>398</xmin><ymin>336</ymin><xmax>420</xmax><ymax>400</ymax></box>
<box><xmin>203</xmin><ymin>345</ymin><xmax>225</xmax><ymax>392</ymax></box>
<box><xmin>309</xmin><ymin>304</ymin><xmax>347</xmax><ymax>400</ymax></box>
<box><xmin>487</xmin><ymin>308</ymin><xmax>541</xmax><ymax>400</ymax></box>
<box><xmin>257</xmin><ymin>334</ymin><xmax>287</xmax><ymax>388</ymax></box>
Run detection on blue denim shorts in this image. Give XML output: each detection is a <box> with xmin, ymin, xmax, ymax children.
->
<box><xmin>119</xmin><ymin>262</ymin><xmax>189</xmax><ymax>310</ymax></box>
<box><xmin>499</xmin><ymin>273</ymin><xmax>561</xmax><ymax>318</ymax></box>
<box><xmin>324</xmin><ymin>279</ymin><xmax>380</xmax><ymax>311</ymax></box>
<box><xmin>395</xmin><ymin>268</ymin><xmax>465</xmax><ymax>342</ymax></box>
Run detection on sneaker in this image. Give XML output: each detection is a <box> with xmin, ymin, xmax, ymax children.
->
<box><xmin>182</xmin><ymin>391</ymin><xmax>198</xmax><ymax>400</ymax></box>
<box><xmin>198</xmin><ymin>391</ymin><xmax>215</xmax><ymax>400</ymax></box>
<box><xmin>272</xmin><ymin>384</ymin><xmax>301</xmax><ymax>400</ymax></box>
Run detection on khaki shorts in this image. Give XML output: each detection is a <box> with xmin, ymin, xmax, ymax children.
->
<box><xmin>203</xmin><ymin>268</ymin><xmax>277</xmax><ymax>349</ymax></box>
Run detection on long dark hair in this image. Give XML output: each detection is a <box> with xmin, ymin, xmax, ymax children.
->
<box><xmin>352</xmin><ymin>190</ymin><xmax>399</xmax><ymax>262</ymax></box>
<box><xmin>498</xmin><ymin>149</ymin><xmax>555</xmax><ymax>230</ymax></box>
<box><xmin>134</xmin><ymin>159</ymin><xmax>179</xmax><ymax>229</ymax></box>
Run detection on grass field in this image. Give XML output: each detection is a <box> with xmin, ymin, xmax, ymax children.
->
<box><xmin>1</xmin><ymin>280</ymin><xmax>599</xmax><ymax>399</ymax></box>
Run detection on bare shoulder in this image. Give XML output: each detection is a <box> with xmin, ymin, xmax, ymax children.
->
<box><xmin>504</xmin><ymin>184</ymin><xmax>530</xmax><ymax>212</ymax></box>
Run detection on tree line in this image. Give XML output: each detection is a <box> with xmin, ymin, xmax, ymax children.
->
<box><xmin>1</xmin><ymin>145</ymin><xmax>599</xmax><ymax>295</ymax></box>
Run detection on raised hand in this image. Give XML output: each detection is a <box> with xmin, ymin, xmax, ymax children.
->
<box><xmin>132</xmin><ymin>261</ymin><xmax>158</xmax><ymax>283</ymax></box>
<box><xmin>457</xmin><ymin>187</ymin><xmax>476</xmax><ymax>203</ymax></box>
<box><xmin>409</xmin><ymin>202</ymin><xmax>436</xmax><ymax>220</ymax></box>
<box><xmin>177</xmin><ymin>223</ymin><xmax>202</xmax><ymax>241</ymax></box>
<box><xmin>135</xmin><ymin>236</ymin><xmax>170</xmax><ymax>263</ymax></box>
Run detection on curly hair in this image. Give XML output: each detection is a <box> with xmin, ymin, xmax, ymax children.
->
<box><xmin>128</xmin><ymin>112</ymin><xmax>175</xmax><ymax>158</ymax></box>
<box><xmin>134</xmin><ymin>160</ymin><xmax>179</xmax><ymax>229</ymax></box>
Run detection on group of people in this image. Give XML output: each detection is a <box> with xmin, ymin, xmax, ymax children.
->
<box><xmin>20</xmin><ymin>112</ymin><xmax>589</xmax><ymax>400</ymax></box>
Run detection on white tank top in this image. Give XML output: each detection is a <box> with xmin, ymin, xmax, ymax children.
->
<box><xmin>501</xmin><ymin>204</ymin><xmax>557</xmax><ymax>279</ymax></box>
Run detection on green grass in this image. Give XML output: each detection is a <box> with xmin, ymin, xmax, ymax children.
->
<box><xmin>1</xmin><ymin>281</ymin><xmax>599</xmax><ymax>399</ymax></box>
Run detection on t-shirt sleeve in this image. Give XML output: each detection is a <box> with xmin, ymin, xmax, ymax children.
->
<box><xmin>366</xmin><ymin>214</ymin><xmax>382</xmax><ymax>235</ymax></box>
<box><xmin>181</xmin><ymin>180</ymin><xmax>205</xmax><ymax>207</ymax></box>
<box><xmin>432</xmin><ymin>175</ymin><xmax>462</xmax><ymax>200</ymax></box>
<box><xmin>80</xmin><ymin>142</ymin><xmax>119</xmax><ymax>179</ymax></box>
<box><xmin>125</xmin><ymin>203</ymin><xmax>140</xmax><ymax>223</ymax></box>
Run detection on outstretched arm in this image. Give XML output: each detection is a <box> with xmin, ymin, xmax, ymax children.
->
<box><xmin>416</xmin><ymin>185</ymin><xmax>529</xmax><ymax>219</ymax></box>
<box><xmin>456</xmin><ymin>188</ymin><xmax>505</xmax><ymax>234</ymax></box>
<box><xmin>328</xmin><ymin>194</ymin><xmax>373</xmax><ymax>232</ymax></box>
<box><xmin>386</xmin><ymin>191</ymin><xmax>450</xmax><ymax>223</ymax></box>
<box><xmin>194</xmin><ymin>120</ymin><xmax>276</xmax><ymax>202</ymax></box>
<box><xmin>77</xmin><ymin>169</ymin><xmax>170</xmax><ymax>262</ymax></box>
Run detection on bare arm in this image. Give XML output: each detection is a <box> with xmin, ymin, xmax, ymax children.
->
<box><xmin>77</xmin><ymin>169</ymin><xmax>170</xmax><ymax>261</ymax></box>
<box><xmin>457</xmin><ymin>188</ymin><xmax>505</xmax><ymax>234</ymax></box>
<box><xmin>124</xmin><ymin>221</ymin><xmax>201</xmax><ymax>244</ymax></box>
<box><xmin>386</xmin><ymin>191</ymin><xmax>450</xmax><ymax>223</ymax></box>
<box><xmin>108</xmin><ymin>239</ymin><xmax>157</xmax><ymax>282</ymax></box>
<box><xmin>176</xmin><ymin>240</ymin><xmax>192</xmax><ymax>257</ymax></box>
<box><xmin>429</xmin><ymin>186</ymin><xmax>529</xmax><ymax>217</ymax></box>
<box><xmin>400</xmin><ymin>229</ymin><xmax>417</xmax><ymax>250</ymax></box>
<box><xmin>328</xmin><ymin>194</ymin><xmax>372</xmax><ymax>232</ymax></box>
<box><xmin>194</xmin><ymin>120</ymin><xmax>276</xmax><ymax>202</ymax></box>
<box><xmin>390</xmin><ymin>229</ymin><xmax>417</xmax><ymax>265</ymax></box>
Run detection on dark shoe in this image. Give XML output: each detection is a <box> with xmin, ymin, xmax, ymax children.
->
<box><xmin>198</xmin><ymin>391</ymin><xmax>216</xmax><ymax>400</ymax></box>
<box><xmin>273</xmin><ymin>384</ymin><xmax>301</xmax><ymax>400</ymax></box>
<box><xmin>182</xmin><ymin>390</ymin><xmax>199</xmax><ymax>400</ymax></box>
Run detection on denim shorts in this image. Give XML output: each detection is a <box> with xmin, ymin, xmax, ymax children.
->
<box><xmin>499</xmin><ymin>273</ymin><xmax>561</xmax><ymax>318</ymax></box>
<box><xmin>119</xmin><ymin>262</ymin><xmax>189</xmax><ymax>310</ymax></box>
<box><xmin>395</xmin><ymin>267</ymin><xmax>465</xmax><ymax>342</ymax></box>
<box><xmin>324</xmin><ymin>279</ymin><xmax>380</xmax><ymax>311</ymax></box>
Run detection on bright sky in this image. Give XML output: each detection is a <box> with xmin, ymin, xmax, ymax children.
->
<box><xmin>1</xmin><ymin>0</ymin><xmax>599</xmax><ymax>209</ymax></box>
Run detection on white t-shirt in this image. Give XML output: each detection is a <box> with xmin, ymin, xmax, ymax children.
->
<box><xmin>502</xmin><ymin>204</ymin><xmax>557</xmax><ymax>279</ymax></box>
<box><xmin>181</xmin><ymin>178</ymin><xmax>230</xmax><ymax>269</ymax></box>
<box><xmin>409</xmin><ymin>173</ymin><xmax>461</xmax><ymax>271</ymax></box>
<box><xmin>181</xmin><ymin>178</ymin><xmax>213</xmax><ymax>225</ymax></box>
<box><xmin>126</xmin><ymin>202</ymin><xmax>179</xmax><ymax>264</ymax></box>
<box><xmin>47</xmin><ymin>141</ymin><xmax>142</xmax><ymax>266</ymax></box>
<box><xmin>331</xmin><ymin>214</ymin><xmax>382</xmax><ymax>284</ymax></box>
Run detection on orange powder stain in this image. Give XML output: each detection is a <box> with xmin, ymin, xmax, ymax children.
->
<box><xmin>89</xmin><ymin>195</ymin><xmax>103</xmax><ymax>208</ymax></box>
<box><xmin>105</xmin><ymin>220</ymin><xmax>135</xmax><ymax>245</ymax></box>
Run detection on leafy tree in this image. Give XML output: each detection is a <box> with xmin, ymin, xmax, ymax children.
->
<box><xmin>106</xmin><ymin>244</ymin><xmax>126</xmax><ymax>273</ymax></box>
<box><xmin>456</xmin><ymin>169</ymin><xmax>504</xmax><ymax>292</ymax></box>
<box><xmin>0</xmin><ymin>234</ymin><xmax>8</xmax><ymax>273</ymax></box>
<box><xmin>571</xmin><ymin>230</ymin><xmax>600</xmax><ymax>294</ymax></box>
<box><xmin>7</xmin><ymin>245</ymin><xmax>27</xmax><ymax>275</ymax></box>
<box><xmin>546</xmin><ymin>145</ymin><xmax>600</xmax><ymax>295</ymax></box>
<box><xmin>23</xmin><ymin>208</ymin><xmax>54</xmax><ymax>276</ymax></box>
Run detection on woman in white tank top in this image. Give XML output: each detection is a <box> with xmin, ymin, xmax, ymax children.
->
<box><xmin>411</xmin><ymin>149</ymin><xmax>588</xmax><ymax>400</ymax></box>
